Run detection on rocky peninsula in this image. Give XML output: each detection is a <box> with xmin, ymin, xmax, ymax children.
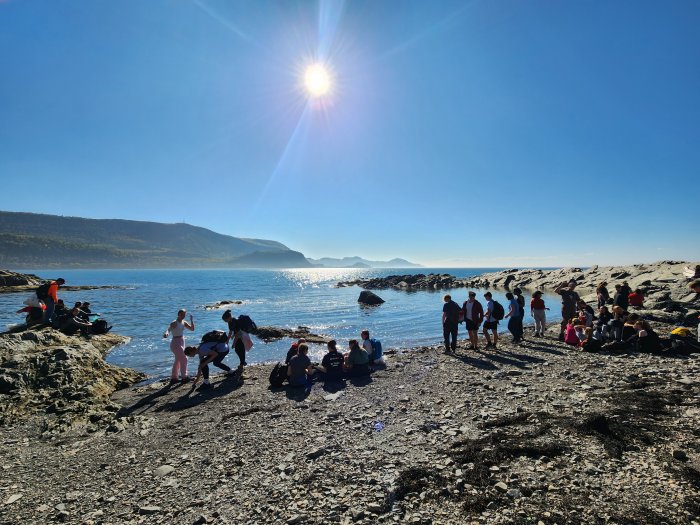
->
<box><xmin>0</xmin><ymin>261</ymin><xmax>698</xmax><ymax>524</ymax></box>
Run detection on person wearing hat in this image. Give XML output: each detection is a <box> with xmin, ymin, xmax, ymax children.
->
<box><xmin>530</xmin><ymin>291</ymin><xmax>548</xmax><ymax>337</ymax></box>
<box><xmin>461</xmin><ymin>291</ymin><xmax>484</xmax><ymax>350</ymax></box>
<box><xmin>554</xmin><ymin>280</ymin><xmax>580</xmax><ymax>342</ymax></box>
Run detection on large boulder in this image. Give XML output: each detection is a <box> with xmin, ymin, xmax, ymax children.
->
<box><xmin>358</xmin><ymin>290</ymin><xmax>385</xmax><ymax>305</ymax></box>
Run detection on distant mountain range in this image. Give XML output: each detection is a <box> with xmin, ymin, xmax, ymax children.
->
<box><xmin>307</xmin><ymin>256</ymin><xmax>423</xmax><ymax>269</ymax></box>
<box><xmin>0</xmin><ymin>211</ymin><xmax>421</xmax><ymax>269</ymax></box>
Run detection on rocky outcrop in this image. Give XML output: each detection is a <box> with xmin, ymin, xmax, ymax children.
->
<box><xmin>203</xmin><ymin>299</ymin><xmax>243</xmax><ymax>310</ymax></box>
<box><xmin>0</xmin><ymin>327</ymin><xmax>145</xmax><ymax>430</ymax></box>
<box><xmin>254</xmin><ymin>326</ymin><xmax>331</xmax><ymax>344</ymax></box>
<box><xmin>358</xmin><ymin>290</ymin><xmax>385</xmax><ymax>305</ymax></box>
<box><xmin>0</xmin><ymin>269</ymin><xmax>43</xmax><ymax>288</ymax></box>
<box><xmin>339</xmin><ymin>273</ymin><xmax>469</xmax><ymax>290</ymax></box>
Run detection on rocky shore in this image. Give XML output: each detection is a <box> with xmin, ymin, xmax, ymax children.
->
<box><xmin>0</xmin><ymin>269</ymin><xmax>131</xmax><ymax>294</ymax></box>
<box><xmin>0</xmin><ymin>327</ymin><xmax>144</xmax><ymax>431</ymax></box>
<box><xmin>1</xmin><ymin>330</ymin><xmax>698</xmax><ymax>525</ymax></box>
<box><xmin>339</xmin><ymin>261</ymin><xmax>700</xmax><ymax>327</ymax></box>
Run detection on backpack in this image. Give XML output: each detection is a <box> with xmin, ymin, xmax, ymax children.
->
<box><xmin>36</xmin><ymin>282</ymin><xmax>52</xmax><ymax>300</ymax></box>
<box><xmin>201</xmin><ymin>330</ymin><xmax>228</xmax><ymax>344</ymax></box>
<box><xmin>91</xmin><ymin>319</ymin><xmax>112</xmax><ymax>335</ymax></box>
<box><xmin>369</xmin><ymin>338</ymin><xmax>383</xmax><ymax>360</ymax></box>
<box><xmin>492</xmin><ymin>301</ymin><xmax>505</xmax><ymax>321</ymax></box>
<box><xmin>237</xmin><ymin>314</ymin><xmax>257</xmax><ymax>333</ymax></box>
<box><xmin>269</xmin><ymin>362</ymin><xmax>288</xmax><ymax>387</ymax></box>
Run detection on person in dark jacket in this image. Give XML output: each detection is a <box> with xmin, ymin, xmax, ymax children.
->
<box><xmin>442</xmin><ymin>294</ymin><xmax>461</xmax><ymax>353</ymax></box>
<box><xmin>612</xmin><ymin>284</ymin><xmax>629</xmax><ymax>311</ymax></box>
<box><xmin>461</xmin><ymin>291</ymin><xmax>484</xmax><ymax>350</ymax></box>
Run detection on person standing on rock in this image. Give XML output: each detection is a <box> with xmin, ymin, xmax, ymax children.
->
<box><xmin>504</xmin><ymin>292</ymin><xmax>522</xmax><ymax>343</ymax></box>
<box><xmin>513</xmin><ymin>287</ymin><xmax>526</xmax><ymax>341</ymax></box>
<box><xmin>442</xmin><ymin>294</ymin><xmax>461</xmax><ymax>353</ymax></box>
<box><xmin>461</xmin><ymin>291</ymin><xmax>484</xmax><ymax>350</ymax></box>
<box><xmin>530</xmin><ymin>291</ymin><xmax>548</xmax><ymax>337</ymax></box>
<box><xmin>554</xmin><ymin>281</ymin><xmax>580</xmax><ymax>341</ymax></box>
<box><xmin>596</xmin><ymin>282</ymin><xmax>610</xmax><ymax>308</ymax></box>
<box><xmin>612</xmin><ymin>284</ymin><xmax>629</xmax><ymax>311</ymax></box>
<box><xmin>163</xmin><ymin>309</ymin><xmax>195</xmax><ymax>383</ymax></box>
<box><xmin>482</xmin><ymin>292</ymin><xmax>499</xmax><ymax>350</ymax></box>
<box><xmin>39</xmin><ymin>277</ymin><xmax>65</xmax><ymax>323</ymax></box>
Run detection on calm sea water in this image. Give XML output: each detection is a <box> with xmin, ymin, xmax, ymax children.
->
<box><xmin>0</xmin><ymin>268</ymin><xmax>562</xmax><ymax>378</ymax></box>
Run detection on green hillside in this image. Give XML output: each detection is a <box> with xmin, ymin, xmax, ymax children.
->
<box><xmin>0</xmin><ymin>212</ymin><xmax>311</xmax><ymax>268</ymax></box>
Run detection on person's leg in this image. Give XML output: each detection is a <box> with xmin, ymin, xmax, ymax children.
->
<box><xmin>483</xmin><ymin>324</ymin><xmax>492</xmax><ymax>346</ymax></box>
<box><xmin>516</xmin><ymin>315</ymin><xmax>524</xmax><ymax>340</ymax></box>
<box><xmin>492</xmin><ymin>327</ymin><xmax>499</xmax><ymax>348</ymax></box>
<box><xmin>508</xmin><ymin>317</ymin><xmax>516</xmax><ymax>341</ymax></box>
<box><xmin>199</xmin><ymin>356</ymin><xmax>210</xmax><ymax>383</ymax></box>
<box><xmin>212</xmin><ymin>351</ymin><xmax>231</xmax><ymax>373</ymax></box>
<box><xmin>443</xmin><ymin>323</ymin><xmax>451</xmax><ymax>351</ymax></box>
<box><xmin>170</xmin><ymin>340</ymin><xmax>181</xmax><ymax>380</ymax></box>
<box><xmin>234</xmin><ymin>338</ymin><xmax>246</xmax><ymax>369</ymax></box>
<box><xmin>43</xmin><ymin>298</ymin><xmax>55</xmax><ymax>323</ymax></box>
<box><xmin>450</xmin><ymin>323</ymin><xmax>458</xmax><ymax>351</ymax></box>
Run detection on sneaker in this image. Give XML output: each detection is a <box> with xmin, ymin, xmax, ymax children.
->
<box><xmin>225</xmin><ymin>370</ymin><xmax>238</xmax><ymax>377</ymax></box>
<box><xmin>169</xmin><ymin>378</ymin><xmax>179</xmax><ymax>385</ymax></box>
<box><xmin>180</xmin><ymin>377</ymin><xmax>191</xmax><ymax>383</ymax></box>
<box><xmin>484</xmin><ymin>342</ymin><xmax>492</xmax><ymax>348</ymax></box>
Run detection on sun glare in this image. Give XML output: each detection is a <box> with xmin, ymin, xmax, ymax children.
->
<box><xmin>303</xmin><ymin>63</ymin><xmax>331</xmax><ymax>98</ymax></box>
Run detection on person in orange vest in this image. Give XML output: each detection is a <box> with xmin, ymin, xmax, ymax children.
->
<box><xmin>38</xmin><ymin>278</ymin><xmax>65</xmax><ymax>323</ymax></box>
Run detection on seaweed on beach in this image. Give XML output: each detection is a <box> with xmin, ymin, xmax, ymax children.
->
<box><xmin>392</xmin><ymin>466</ymin><xmax>446</xmax><ymax>501</ymax></box>
<box><xmin>480</xmin><ymin>411</ymin><xmax>531</xmax><ymax>429</ymax></box>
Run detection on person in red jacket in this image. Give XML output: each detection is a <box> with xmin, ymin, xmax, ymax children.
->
<box><xmin>628</xmin><ymin>289</ymin><xmax>645</xmax><ymax>307</ymax></box>
<box><xmin>462</xmin><ymin>291</ymin><xmax>484</xmax><ymax>350</ymax></box>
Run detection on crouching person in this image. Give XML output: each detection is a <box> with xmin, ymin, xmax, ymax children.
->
<box><xmin>185</xmin><ymin>341</ymin><xmax>235</xmax><ymax>389</ymax></box>
<box><xmin>287</xmin><ymin>343</ymin><xmax>313</xmax><ymax>387</ymax></box>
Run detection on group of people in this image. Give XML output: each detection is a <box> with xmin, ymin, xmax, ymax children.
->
<box><xmin>440</xmin><ymin>276</ymin><xmax>688</xmax><ymax>353</ymax></box>
<box><xmin>16</xmin><ymin>278</ymin><xmax>110</xmax><ymax>336</ymax></box>
<box><xmin>283</xmin><ymin>329</ymin><xmax>382</xmax><ymax>387</ymax></box>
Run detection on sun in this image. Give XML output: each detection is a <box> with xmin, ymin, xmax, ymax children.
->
<box><xmin>303</xmin><ymin>63</ymin><xmax>331</xmax><ymax>98</ymax></box>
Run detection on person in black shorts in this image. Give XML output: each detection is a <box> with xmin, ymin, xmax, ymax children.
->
<box><xmin>222</xmin><ymin>309</ymin><xmax>246</xmax><ymax>372</ymax></box>
<box><xmin>442</xmin><ymin>294</ymin><xmax>461</xmax><ymax>353</ymax></box>
<box><xmin>482</xmin><ymin>292</ymin><xmax>499</xmax><ymax>349</ymax></box>
<box><xmin>461</xmin><ymin>291</ymin><xmax>484</xmax><ymax>350</ymax></box>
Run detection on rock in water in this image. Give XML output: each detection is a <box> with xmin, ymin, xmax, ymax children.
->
<box><xmin>358</xmin><ymin>290</ymin><xmax>385</xmax><ymax>305</ymax></box>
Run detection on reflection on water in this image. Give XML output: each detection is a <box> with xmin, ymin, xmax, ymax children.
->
<box><xmin>0</xmin><ymin>268</ymin><xmax>562</xmax><ymax>378</ymax></box>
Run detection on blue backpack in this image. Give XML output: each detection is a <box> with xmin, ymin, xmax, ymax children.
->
<box><xmin>369</xmin><ymin>338</ymin><xmax>383</xmax><ymax>360</ymax></box>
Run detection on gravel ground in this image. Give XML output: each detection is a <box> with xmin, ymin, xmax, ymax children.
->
<box><xmin>1</xmin><ymin>325</ymin><xmax>698</xmax><ymax>525</ymax></box>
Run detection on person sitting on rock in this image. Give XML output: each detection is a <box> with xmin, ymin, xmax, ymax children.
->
<box><xmin>580</xmin><ymin>327</ymin><xmax>602</xmax><ymax>352</ymax></box>
<box><xmin>607</xmin><ymin>306</ymin><xmax>626</xmax><ymax>342</ymax></box>
<box><xmin>612</xmin><ymin>284</ymin><xmax>629</xmax><ymax>311</ymax></box>
<box><xmin>577</xmin><ymin>299</ymin><xmax>595</xmax><ymax>327</ymax></box>
<box><xmin>360</xmin><ymin>329</ymin><xmax>377</xmax><ymax>364</ymax></box>
<box><xmin>287</xmin><ymin>343</ymin><xmax>313</xmax><ymax>387</ymax></box>
<box><xmin>60</xmin><ymin>307</ymin><xmax>93</xmax><ymax>337</ymax></box>
<box><xmin>185</xmin><ymin>341</ymin><xmax>235</xmax><ymax>389</ymax></box>
<box><xmin>622</xmin><ymin>312</ymin><xmax>641</xmax><ymax>341</ymax></box>
<box><xmin>595</xmin><ymin>306</ymin><xmax>613</xmax><ymax>340</ymax></box>
<box><xmin>564</xmin><ymin>318</ymin><xmax>582</xmax><ymax>346</ymax></box>
<box><xmin>628</xmin><ymin>289</ymin><xmax>645</xmax><ymax>308</ymax></box>
<box><xmin>633</xmin><ymin>320</ymin><xmax>661</xmax><ymax>353</ymax></box>
<box><xmin>344</xmin><ymin>339</ymin><xmax>370</xmax><ymax>377</ymax></box>
<box><xmin>285</xmin><ymin>338</ymin><xmax>306</xmax><ymax>364</ymax></box>
<box><xmin>313</xmin><ymin>340</ymin><xmax>345</xmax><ymax>382</ymax></box>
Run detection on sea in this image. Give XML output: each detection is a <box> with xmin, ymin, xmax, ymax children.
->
<box><xmin>0</xmin><ymin>268</ymin><xmax>562</xmax><ymax>378</ymax></box>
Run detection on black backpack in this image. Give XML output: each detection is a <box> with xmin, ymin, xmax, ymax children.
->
<box><xmin>492</xmin><ymin>301</ymin><xmax>505</xmax><ymax>321</ymax></box>
<box><xmin>91</xmin><ymin>319</ymin><xmax>112</xmax><ymax>335</ymax></box>
<box><xmin>269</xmin><ymin>362</ymin><xmax>288</xmax><ymax>387</ymax></box>
<box><xmin>201</xmin><ymin>330</ymin><xmax>228</xmax><ymax>344</ymax></box>
<box><xmin>36</xmin><ymin>282</ymin><xmax>51</xmax><ymax>300</ymax></box>
<box><xmin>237</xmin><ymin>315</ymin><xmax>257</xmax><ymax>333</ymax></box>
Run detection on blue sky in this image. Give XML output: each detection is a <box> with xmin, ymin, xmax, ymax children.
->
<box><xmin>1</xmin><ymin>0</ymin><xmax>698</xmax><ymax>267</ymax></box>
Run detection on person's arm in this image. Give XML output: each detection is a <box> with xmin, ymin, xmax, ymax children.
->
<box><xmin>505</xmin><ymin>304</ymin><xmax>514</xmax><ymax>318</ymax></box>
<box><xmin>442</xmin><ymin>311</ymin><xmax>447</xmax><ymax>324</ymax></box>
<box><xmin>192</xmin><ymin>351</ymin><xmax>216</xmax><ymax>385</ymax></box>
<box><xmin>164</xmin><ymin>320</ymin><xmax>175</xmax><ymax>339</ymax></box>
<box><xmin>185</xmin><ymin>314</ymin><xmax>195</xmax><ymax>331</ymax></box>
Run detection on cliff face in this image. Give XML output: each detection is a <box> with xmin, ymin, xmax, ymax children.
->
<box><xmin>0</xmin><ymin>328</ymin><xmax>145</xmax><ymax>431</ymax></box>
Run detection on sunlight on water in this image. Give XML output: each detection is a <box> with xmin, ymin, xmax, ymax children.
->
<box><xmin>0</xmin><ymin>268</ymin><xmax>562</xmax><ymax>379</ymax></box>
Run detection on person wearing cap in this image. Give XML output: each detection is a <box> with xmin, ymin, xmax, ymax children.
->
<box><xmin>554</xmin><ymin>280</ymin><xmax>580</xmax><ymax>342</ymax></box>
<box><xmin>442</xmin><ymin>294</ymin><xmax>461</xmax><ymax>353</ymax></box>
<box><xmin>461</xmin><ymin>291</ymin><xmax>484</xmax><ymax>350</ymax></box>
<box><xmin>482</xmin><ymin>291</ymin><xmax>499</xmax><ymax>350</ymax></box>
<box><xmin>530</xmin><ymin>291</ymin><xmax>548</xmax><ymax>337</ymax></box>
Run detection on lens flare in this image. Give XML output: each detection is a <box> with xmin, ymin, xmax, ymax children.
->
<box><xmin>303</xmin><ymin>63</ymin><xmax>331</xmax><ymax>98</ymax></box>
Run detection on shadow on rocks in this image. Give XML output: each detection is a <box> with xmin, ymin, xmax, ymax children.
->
<box><xmin>117</xmin><ymin>381</ymin><xmax>179</xmax><ymax>417</ymax></box>
<box><xmin>445</xmin><ymin>352</ymin><xmax>499</xmax><ymax>371</ymax></box>
<box><xmin>156</xmin><ymin>374</ymin><xmax>244</xmax><ymax>412</ymax></box>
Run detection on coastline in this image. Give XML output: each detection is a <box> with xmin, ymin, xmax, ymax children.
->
<box><xmin>0</xmin><ymin>261</ymin><xmax>698</xmax><ymax>524</ymax></box>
